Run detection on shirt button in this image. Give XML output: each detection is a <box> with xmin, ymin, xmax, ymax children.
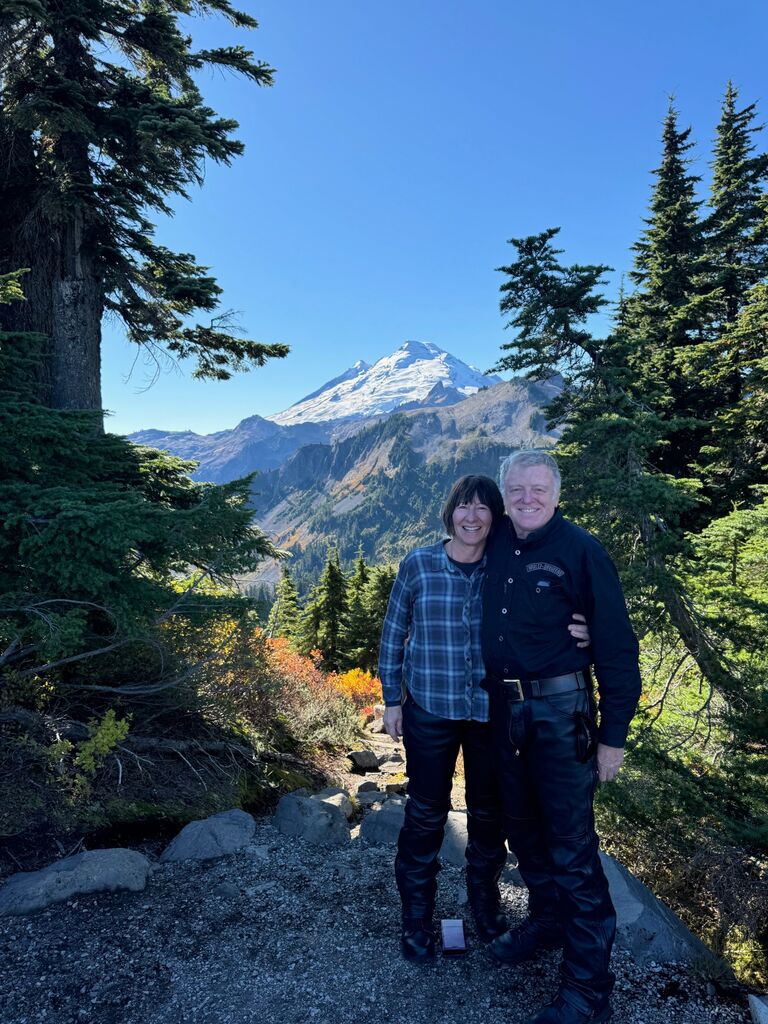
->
<box><xmin>515</xmin><ymin>549</ymin><xmax>521</xmax><ymax>556</ymax></box>
<box><xmin>501</xmin><ymin>608</ymin><xmax>507</xmax><ymax>614</ymax></box>
<box><xmin>508</xmin><ymin>577</ymin><xmax>514</xmax><ymax>583</ymax></box>
<box><xmin>498</xmin><ymin>635</ymin><xmax>504</xmax><ymax>641</ymax></box>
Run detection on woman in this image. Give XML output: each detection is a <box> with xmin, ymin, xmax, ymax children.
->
<box><xmin>378</xmin><ymin>474</ymin><xmax>589</xmax><ymax>961</ymax></box>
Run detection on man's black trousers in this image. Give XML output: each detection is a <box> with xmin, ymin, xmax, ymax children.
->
<box><xmin>395</xmin><ymin>695</ymin><xmax>507</xmax><ymax>918</ymax></box>
<box><xmin>489</xmin><ymin>684</ymin><xmax>616</xmax><ymax>1014</ymax></box>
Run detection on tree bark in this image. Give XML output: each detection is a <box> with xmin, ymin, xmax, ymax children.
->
<box><xmin>50</xmin><ymin>210</ymin><xmax>103</xmax><ymax>411</ymax></box>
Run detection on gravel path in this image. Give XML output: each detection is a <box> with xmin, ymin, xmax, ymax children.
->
<box><xmin>0</xmin><ymin>816</ymin><xmax>752</xmax><ymax>1024</ymax></box>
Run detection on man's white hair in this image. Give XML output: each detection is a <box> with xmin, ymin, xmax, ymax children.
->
<box><xmin>499</xmin><ymin>450</ymin><xmax>561</xmax><ymax>495</ymax></box>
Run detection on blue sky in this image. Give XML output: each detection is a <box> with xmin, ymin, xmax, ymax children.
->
<box><xmin>103</xmin><ymin>0</ymin><xmax>768</xmax><ymax>435</ymax></box>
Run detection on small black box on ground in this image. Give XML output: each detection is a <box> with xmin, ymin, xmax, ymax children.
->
<box><xmin>440</xmin><ymin>918</ymin><xmax>466</xmax><ymax>956</ymax></box>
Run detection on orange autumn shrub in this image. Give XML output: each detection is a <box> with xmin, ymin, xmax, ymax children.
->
<box><xmin>262</xmin><ymin>636</ymin><xmax>359</xmax><ymax>747</ymax></box>
<box><xmin>328</xmin><ymin>668</ymin><xmax>381</xmax><ymax>713</ymax></box>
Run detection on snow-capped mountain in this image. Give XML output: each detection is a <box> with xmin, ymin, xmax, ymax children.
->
<box><xmin>268</xmin><ymin>340</ymin><xmax>501</xmax><ymax>426</ymax></box>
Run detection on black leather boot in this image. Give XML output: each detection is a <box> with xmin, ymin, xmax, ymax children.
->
<box><xmin>489</xmin><ymin>914</ymin><xmax>563</xmax><ymax>964</ymax></box>
<box><xmin>522</xmin><ymin>993</ymin><xmax>612</xmax><ymax>1023</ymax></box>
<box><xmin>467</xmin><ymin>880</ymin><xmax>508</xmax><ymax>943</ymax></box>
<box><xmin>401</xmin><ymin>917</ymin><xmax>436</xmax><ymax>962</ymax></box>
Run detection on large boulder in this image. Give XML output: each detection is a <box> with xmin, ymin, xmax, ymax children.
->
<box><xmin>358</xmin><ymin>803</ymin><xmax>470</xmax><ymax>865</ymax></box>
<box><xmin>0</xmin><ymin>849</ymin><xmax>150</xmax><ymax>916</ymax></box>
<box><xmin>600</xmin><ymin>852</ymin><xmax>715</xmax><ymax>966</ymax></box>
<box><xmin>359</xmin><ymin>799</ymin><xmax>406</xmax><ymax>845</ymax></box>
<box><xmin>160</xmin><ymin>809</ymin><xmax>256</xmax><ymax>863</ymax></box>
<box><xmin>750</xmin><ymin>994</ymin><xmax>768</xmax><ymax>1024</ymax></box>
<box><xmin>273</xmin><ymin>792</ymin><xmax>351</xmax><ymax>847</ymax></box>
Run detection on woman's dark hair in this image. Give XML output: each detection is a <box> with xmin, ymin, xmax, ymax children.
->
<box><xmin>441</xmin><ymin>474</ymin><xmax>504</xmax><ymax>535</ymax></box>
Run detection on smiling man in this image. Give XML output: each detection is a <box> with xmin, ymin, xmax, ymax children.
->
<box><xmin>481</xmin><ymin>450</ymin><xmax>641</xmax><ymax>1024</ymax></box>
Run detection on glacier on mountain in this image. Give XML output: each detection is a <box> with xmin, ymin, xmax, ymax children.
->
<box><xmin>268</xmin><ymin>340</ymin><xmax>500</xmax><ymax>426</ymax></box>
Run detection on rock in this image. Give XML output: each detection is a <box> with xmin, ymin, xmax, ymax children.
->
<box><xmin>357</xmin><ymin>791</ymin><xmax>386</xmax><ymax>808</ymax></box>
<box><xmin>378</xmin><ymin>761</ymin><xmax>406</xmax><ymax>775</ymax></box>
<box><xmin>749</xmin><ymin>994</ymin><xmax>768</xmax><ymax>1024</ymax></box>
<box><xmin>315</xmin><ymin>787</ymin><xmax>355</xmax><ymax>820</ymax></box>
<box><xmin>357</xmin><ymin>781</ymin><xmax>379</xmax><ymax>793</ymax></box>
<box><xmin>599</xmin><ymin>852</ymin><xmax>717</xmax><ymax>967</ymax></box>
<box><xmin>369</xmin><ymin>719</ymin><xmax>385</xmax><ymax>734</ymax></box>
<box><xmin>248</xmin><ymin>844</ymin><xmax>270</xmax><ymax>863</ymax></box>
<box><xmin>359</xmin><ymin>800</ymin><xmax>405</xmax><ymax>845</ymax></box>
<box><xmin>439</xmin><ymin>811</ymin><xmax>469</xmax><ymax>867</ymax></box>
<box><xmin>347</xmin><ymin>749</ymin><xmax>379</xmax><ymax>771</ymax></box>
<box><xmin>160</xmin><ymin>809</ymin><xmax>256</xmax><ymax>863</ymax></box>
<box><xmin>378</xmin><ymin>751</ymin><xmax>404</xmax><ymax>765</ymax></box>
<box><xmin>0</xmin><ymin>849</ymin><xmax>150</xmax><ymax>916</ymax></box>
<box><xmin>273</xmin><ymin>792</ymin><xmax>350</xmax><ymax>847</ymax></box>
<box><xmin>385</xmin><ymin>781</ymin><xmax>407</xmax><ymax>796</ymax></box>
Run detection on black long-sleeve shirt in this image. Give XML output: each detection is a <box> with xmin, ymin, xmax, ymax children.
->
<box><xmin>481</xmin><ymin>510</ymin><xmax>641</xmax><ymax>747</ymax></box>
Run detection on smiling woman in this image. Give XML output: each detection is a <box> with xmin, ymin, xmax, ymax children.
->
<box><xmin>376</xmin><ymin>474</ymin><xmax>509</xmax><ymax>960</ymax></box>
<box><xmin>443</xmin><ymin>476</ymin><xmax>502</xmax><ymax>563</ymax></box>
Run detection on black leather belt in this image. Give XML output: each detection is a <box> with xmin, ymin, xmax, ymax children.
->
<box><xmin>488</xmin><ymin>670</ymin><xmax>590</xmax><ymax>703</ymax></box>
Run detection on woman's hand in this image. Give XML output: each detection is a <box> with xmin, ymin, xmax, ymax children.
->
<box><xmin>383</xmin><ymin>705</ymin><xmax>403</xmax><ymax>741</ymax></box>
<box><xmin>569</xmin><ymin>612</ymin><xmax>590</xmax><ymax>648</ymax></box>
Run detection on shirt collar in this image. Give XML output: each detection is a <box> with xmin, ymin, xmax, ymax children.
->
<box><xmin>433</xmin><ymin>539</ymin><xmax>487</xmax><ymax>572</ymax></box>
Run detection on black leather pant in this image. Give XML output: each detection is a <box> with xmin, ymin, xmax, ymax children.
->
<box><xmin>489</xmin><ymin>685</ymin><xmax>616</xmax><ymax>1013</ymax></box>
<box><xmin>395</xmin><ymin>695</ymin><xmax>507</xmax><ymax>918</ymax></box>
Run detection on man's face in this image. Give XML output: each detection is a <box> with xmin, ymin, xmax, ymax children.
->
<box><xmin>502</xmin><ymin>463</ymin><xmax>559</xmax><ymax>538</ymax></box>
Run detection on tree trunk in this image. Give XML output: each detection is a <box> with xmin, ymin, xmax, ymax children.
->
<box><xmin>50</xmin><ymin>210</ymin><xmax>103</xmax><ymax>411</ymax></box>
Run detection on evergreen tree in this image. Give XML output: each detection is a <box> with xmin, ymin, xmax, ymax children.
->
<box><xmin>266</xmin><ymin>567</ymin><xmax>301</xmax><ymax>641</ymax></box>
<box><xmin>360</xmin><ymin>564</ymin><xmax>397</xmax><ymax>673</ymax></box>
<box><xmin>692</xmin><ymin>85</ymin><xmax>768</xmax><ymax>510</ymax></box>
<box><xmin>704</xmin><ymin>82</ymin><xmax>768</xmax><ymax>327</ymax></box>
<box><xmin>493</xmin><ymin>223</ymin><xmax>753</xmax><ymax>715</ymax></box>
<box><xmin>0</xmin><ymin>324</ymin><xmax>277</xmax><ymax>678</ymax></box>
<box><xmin>297</xmin><ymin>548</ymin><xmax>348</xmax><ymax>671</ymax></box>
<box><xmin>627</xmin><ymin>102</ymin><xmax>707</xmax><ymax>352</ymax></box>
<box><xmin>340</xmin><ymin>551</ymin><xmax>371</xmax><ymax>670</ymax></box>
<box><xmin>0</xmin><ymin>0</ymin><xmax>288</xmax><ymax>411</ymax></box>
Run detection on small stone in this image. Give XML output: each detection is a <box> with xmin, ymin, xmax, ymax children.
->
<box><xmin>347</xmin><ymin>750</ymin><xmax>379</xmax><ymax>771</ymax></box>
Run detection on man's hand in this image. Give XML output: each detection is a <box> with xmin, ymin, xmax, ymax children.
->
<box><xmin>383</xmin><ymin>705</ymin><xmax>403</xmax><ymax>741</ymax></box>
<box><xmin>596</xmin><ymin>743</ymin><xmax>624</xmax><ymax>782</ymax></box>
<box><xmin>569</xmin><ymin>612</ymin><xmax>591</xmax><ymax>649</ymax></box>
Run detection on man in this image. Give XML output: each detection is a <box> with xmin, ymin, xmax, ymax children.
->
<box><xmin>481</xmin><ymin>450</ymin><xmax>641</xmax><ymax>1024</ymax></box>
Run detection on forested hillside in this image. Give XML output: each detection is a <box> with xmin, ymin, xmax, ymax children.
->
<box><xmin>247</xmin><ymin>377</ymin><xmax>558</xmax><ymax>590</ymax></box>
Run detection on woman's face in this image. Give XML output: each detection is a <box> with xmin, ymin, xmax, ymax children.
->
<box><xmin>451</xmin><ymin>497</ymin><xmax>494</xmax><ymax>553</ymax></box>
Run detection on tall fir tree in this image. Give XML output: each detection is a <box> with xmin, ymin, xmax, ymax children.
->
<box><xmin>627</xmin><ymin>102</ymin><xmax>707</xmax><ymax>352</ymax></box>
<box><xmin>266</xmin><ymin>567</ymin><xmax>301</xmax><ymax>641</ymax></box>
<box><xmin>340</xmin><ymin>551</ymin><xmax>371</xmax><ymax>670</ymax></box>
<box><xmin>297</xmin><ymin>548</ymin><xmax>348</xmax><ymax>671</ymax></box>
<box><xmin>0</xmin><ymin>0</ymin><xmax>287</xmax><ymax>412</ymax></box>
<box><xmin>493</xmin><ymin>223</ymin><xmax>756</xmax><ymax>715</ymax></box>
<box><xmin>692</xmin><ymin>84</ymin><xmax>768</xmax><ymax>512</ymax></box>
<box><xmin>361</xmin><ymin>564</ymin><xmax>397</xmax><ymax>674</ymax></box>
<box><xmin>704</xmin><ymin>82</ymin><xmax>768</xmax><ymax>327</ymax></box>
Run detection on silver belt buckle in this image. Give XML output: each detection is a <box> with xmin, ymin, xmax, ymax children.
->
<box><xmin>502</xmin><ymin>678</ymin><xmax>524</xmax><ymax>701</ymax></box>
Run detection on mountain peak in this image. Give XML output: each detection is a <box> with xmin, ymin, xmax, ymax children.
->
<box><xmin>268</xmin><ymin>340</ymin><xmax>501</xmax><ymax>427</ymax></box>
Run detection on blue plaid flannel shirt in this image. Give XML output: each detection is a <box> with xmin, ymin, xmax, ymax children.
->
<box><xmin>378</xmin><ymin>541</ymin><xmax>489</xmax><ymax>722</ymax></box>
